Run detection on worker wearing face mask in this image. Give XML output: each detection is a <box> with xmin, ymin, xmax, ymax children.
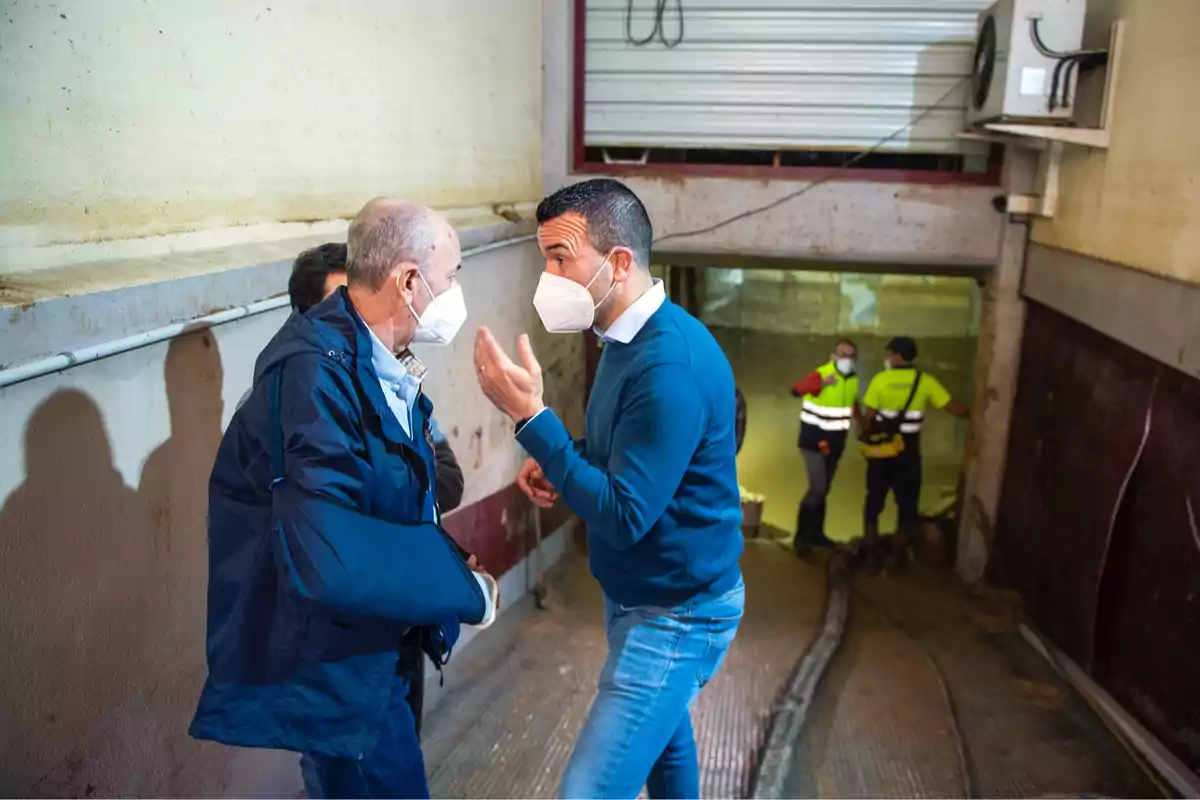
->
<box><xmin>789</xmin><ymin>339</ymin><xmax>861</xmax><ymax>554</ymax></box>
<box><xmin>191</xmin><ymin>199</ymin><xmax>499</xmax><ymax>800</ymax></box>
<box><xmin>473</xmin><ymin>178</ymin><xmax>744</xmax><ymax>800</ymax></box>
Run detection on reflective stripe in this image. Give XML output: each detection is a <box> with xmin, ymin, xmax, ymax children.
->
<box><xmin>875</xmin><ymin>409</ymin><xmax>924</xmax><ymax>434</ymax></box>
<box><xmin>800</xmin><ymin>412</ymin><xmax>851</xmax><ymax>431</ymax></box>
<box><xmin>802</xmin><ymin>400</ymin><xmax>853</xmax><ymax>419</ymax></box>
<box><xmin>876</xmin><ymin>409</ymin><xmax>924</xmax><ymax>420</ymax></box>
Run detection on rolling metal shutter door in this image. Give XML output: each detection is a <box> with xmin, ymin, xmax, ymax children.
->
<box><xmin>584</xmin><ymin>0</ymin><xmax>994</xmax><ymax>155</ymax></box>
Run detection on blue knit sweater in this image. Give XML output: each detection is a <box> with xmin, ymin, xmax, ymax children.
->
<box><xmin>517</xmin><ymin>299</ymin><xmax>743</xmax><ymax>607</ymax></box>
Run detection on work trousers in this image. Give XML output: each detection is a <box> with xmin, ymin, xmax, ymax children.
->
<box><xmin>801</xmin><ymin>446</ymin><xmax>842</xmax><ymax>506</ymax></box>
<box><xmin>864</xmin><ymin>450</ymin><xmax>923</xmax><ymax>531</ymax></box>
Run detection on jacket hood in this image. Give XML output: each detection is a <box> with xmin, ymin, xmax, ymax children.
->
<box><xmin>252</xmin><ymin>287</ymin><xmax>365</xmax><ymax>384</ymax></box>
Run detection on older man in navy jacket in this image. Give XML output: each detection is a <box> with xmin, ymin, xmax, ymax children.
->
<box><xmin>190</xmin><ymin>198</ymin><xmax>497</xmax><ymax>799</ymax></box>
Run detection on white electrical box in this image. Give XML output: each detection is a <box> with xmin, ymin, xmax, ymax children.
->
<box><xmin>967</xmin><ymin>0</ymin><xmax>1088</xmax><ymax>125</ymax></box>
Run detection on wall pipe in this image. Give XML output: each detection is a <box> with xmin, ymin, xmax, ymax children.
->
<box><xmin>0</xmin><ymin>233</ymin><xmax>537</xmax><ymax>390</ymax></box>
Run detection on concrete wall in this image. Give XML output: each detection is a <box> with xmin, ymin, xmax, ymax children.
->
<box><xmin>622</xmin><ymin>176</ymin><xmax>1003</xmax><ymax>268</ymax></box>
<box><xmin>1029</xmin><ymin>0</ymin><xmax>1200</xmax><ymax>285</ymax></box>
<box><xmin>0</xmin><ymin>0</ymin><xmax>542</xmax><ymax>258</ymax></box>
<box><xmin>0</xmin><ymin>240</ymin><xmax>584</xmax><ymax>797</ymax></box>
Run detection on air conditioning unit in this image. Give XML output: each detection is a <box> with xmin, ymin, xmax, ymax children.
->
<box><xmin>967</xmin><ymin>0</ymin><xmax>1088</xmax><ymax>125</ymax></box>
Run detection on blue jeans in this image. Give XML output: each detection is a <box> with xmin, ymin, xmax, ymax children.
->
<box><xmin>560</xmin><ymin>576</ymin><xmax>746</xmax><ymax>799</ymax></box>
<box><xmin>301</xmin><ymin>673</ymin><xmax>429</xmax><ymax>799</ymax></box>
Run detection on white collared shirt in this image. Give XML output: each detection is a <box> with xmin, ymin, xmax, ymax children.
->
<box><xmin>595</xmin><ymin>279</ymin><xmax>667</xmax><ymax>344</ymax></box>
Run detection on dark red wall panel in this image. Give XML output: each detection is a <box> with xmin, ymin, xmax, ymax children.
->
<box><xmin>1092</xmin><ymin>363</ymin><xmax>1200</xmax><ymax>773</ymax></box>
<box><xmin>994</xmin><ymin>301</ymin><xmax>1200</xmax><ymax>773</ymax></box>
<box><xmin>993</xmin><ymin>302</ymin><xmax>1155</xmax><ymax>663</ymax></box>
<box><xmin>442</xmin><ymin>483</ymin><xmax>574</xmax><ymax>580</ymax></box>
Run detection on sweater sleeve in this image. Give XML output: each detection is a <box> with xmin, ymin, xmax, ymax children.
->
<box><xmin>516</xmin><ymin>361</ymin><xmax>705</xmax><ymax>551</ymax></box>
<box><xmin>791</xmin><ymin>370</ymin><xmax>824</xmax><ymax>398</ymax></box>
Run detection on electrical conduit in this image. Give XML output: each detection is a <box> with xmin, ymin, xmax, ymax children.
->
<box><xmin>0</xmin><ymin>234</ymin><xmax>536</xmax><ymax>390</ymax></box>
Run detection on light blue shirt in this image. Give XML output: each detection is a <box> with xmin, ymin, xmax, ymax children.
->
<box><xmin>365</xmin><ymin>325</ymin><xmax>426</xmax><ymax>439</ymax></box>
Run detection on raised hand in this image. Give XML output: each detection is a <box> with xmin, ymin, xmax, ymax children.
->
<box><xmin>473</xmin><ymin>327</ymin><xmax>546</xmax><ymax>423</ymax></box>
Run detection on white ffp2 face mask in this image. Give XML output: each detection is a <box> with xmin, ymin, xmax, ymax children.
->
<box><xmin>407</xmin><ymin>274</ymin><xmax>468</xmax><ymax>345</ymax></box>
<box><xmin>533</xmin><ymin>251</ymin><xmax>617</xmax><ymax>334</ymax></box>
<box><xmin>835</xmin><ymin>357</ymin><xmax>855</xmax><ymax>376</ymax></box>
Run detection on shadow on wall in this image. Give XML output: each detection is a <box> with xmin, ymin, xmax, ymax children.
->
<box><xmin>0</xmin><ymin>332</ymin><xmax>297</xmax><ymax>796</ymax></box>
<box><xmin>0</xmin><ymin>387</ymin><xmax>165</xmax><ymax>795</ymax></box>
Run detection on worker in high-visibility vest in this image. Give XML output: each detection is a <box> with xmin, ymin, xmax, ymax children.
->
<box><xmin>790</xmin><ymin>338</ymin><xmax>860</xmax><ymax>554</ymax></box>
<box><xmin>859</xmin><ymin>336</ymin><xmax>969</xmax><ymax>572</ymax></box>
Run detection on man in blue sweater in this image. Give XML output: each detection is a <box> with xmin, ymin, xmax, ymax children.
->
<box><xmin>474</xmin><ymin>178</ymin><xmax>745</xmax><ymax>799</ymax></box>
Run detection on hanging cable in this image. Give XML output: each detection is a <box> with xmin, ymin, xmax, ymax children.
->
<box><xmin>625</xmin><ymin>0</ymin><xmax>684</xmax><ymax>49</ymax></box>
<box><xmin>653</xmin><ymin>77</ymin><xmax>970</xmax><ymax>246</ymax></box>
<box><xmin>1049</xmin><ymin>54</ymin><xmax>1074</xmax><ymax>110</ymax></box>
<box><xmin>1029</xmin><ymin>17</ymin><xmax>1105</xmax><ymax>59</ymax></box>
<box><xmin>1030</xmin><ymin>17</ymin><xmax>1107</xmax><ymax>109</ymax></box>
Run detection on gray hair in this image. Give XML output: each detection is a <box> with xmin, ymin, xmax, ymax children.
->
<box><xmin>346</xmin><ymin>198</ymin><xmax>441</xmax><ymax>290</ymax></box>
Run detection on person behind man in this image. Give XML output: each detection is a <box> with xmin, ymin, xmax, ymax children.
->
<box><xmin>789</xmin><ymin>338</ymin><xmax>860</xmax><ymax>553</ymax></box>
<box><xmin>859</xmin><ymin>335</ymin><xmax>969</xmax><ymax>572</ymax></box>
<box><xmin>190</xmin><ymin>199</ymin><xmax>499</xmax><ymax>799</ymax></box>
<box><xmin>473</xmin><ymin>178</ymin><xmax>744</xmax><ymax>800</ymax></box>
<box><xmin>288</xmin><ymin>242</ymin><xmax>465</xmax><ymax>513</ymax></box>
<box><xmin>288</xmin><ymin>241</ymin><xmax>351</xmax><ymax>313</ymax></box>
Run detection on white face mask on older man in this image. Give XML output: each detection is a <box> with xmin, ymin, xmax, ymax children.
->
<box><xmin>404</xmin><ymin>272</ymin><xmax>468</xmax><ymax>345</ymax></box>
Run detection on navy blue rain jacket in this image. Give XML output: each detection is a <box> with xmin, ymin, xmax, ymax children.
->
<box><xmin>189</xmin><ymin>288</ymin><xmax>486</xmax><ymax>758</ymax></box>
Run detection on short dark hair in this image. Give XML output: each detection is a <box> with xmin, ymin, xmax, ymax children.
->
<box><xmin>887</xmin><ymin>336</ymin><xmax>918</xmax><ymax>362</ymax></box>
<box><xmin>835</xmin><ymin>338</ymin><xmax>858</xmax><ymax>354</ymax></box>
<box><xmin>289</xmin><ymin>242</ymin><xmax>347</xmax><ymax>313</ymax></box>
<box><xmin>536</xmin><ymin>179</ymin><xmax>653</xmax><ymax>268</ymax></box>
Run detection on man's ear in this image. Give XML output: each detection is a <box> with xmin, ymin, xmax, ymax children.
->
<box><xmin>394</xmin><ymin>262</ymin><xmax>420</xmax><ymax>300</ymax></box>
<box><xmin>609</xmin><ymin>247</ymin><xmax>636</xmax><ymax>282</ymax></box>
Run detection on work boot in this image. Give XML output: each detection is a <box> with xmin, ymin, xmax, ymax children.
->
<box><xmin>883</xmin><ymin>535</ymin><xmax>907</xmax><ymax>573</ymax></box>
<box><xmin>792</xmin><ymin>503</ymin><xmax>819</xmax><ymax>557</ymax></box>
<box><xmin>813</xmin><ymin>503</ymin><xmax>836</xmax><ymax>550</ymax></box>
<box><xmin>861</xmin><ymin>521</ymin><xmax>883</xmax><ymax>576</ymax></box>
<box><xmin>886</xmin><ymin>525</ymin><xmax>917</xmax><ymax>573</ymax></box>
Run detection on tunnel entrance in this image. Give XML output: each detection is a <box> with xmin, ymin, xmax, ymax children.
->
<box><xmin>656</xmin><ymin>263</ymin><xmax>980</xmax><ymax>545</ymax></box>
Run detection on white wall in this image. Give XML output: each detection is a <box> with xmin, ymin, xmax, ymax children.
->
<box><xmin>1031</xmin><ymin>0</ymin><xmax>1200</xmax><ymax>285</ymax></box>
<box><xmin>0</xmin><ymin>0</ymin><xmax>542</xmax><ymax>253</ymax></box>
<box><xmin>0</xmin><ymin>311</ymin><xmax>291</xmax><ymax>798</ymax></box>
